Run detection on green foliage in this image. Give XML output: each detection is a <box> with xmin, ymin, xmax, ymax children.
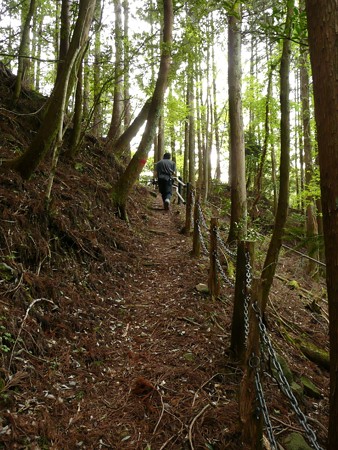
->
<box><xmin>166</xmin><ymin>93</ymin><xmax>188</xmax><ymax>125</ymax></box>
<box><xmin>300</xmin><ymin>166</ymin><xmax>321</xmax><ymax>205</ymax></box>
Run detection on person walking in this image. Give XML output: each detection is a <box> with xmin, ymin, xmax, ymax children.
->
<box><xmin>155</xmin><ymin>152</ymin><xmax>176</xmax><ymax>210</ymax></box>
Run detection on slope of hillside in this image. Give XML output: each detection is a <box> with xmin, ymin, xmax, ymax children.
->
<box><xmin>0</xmin><ymin>65</ymin><xmax>329</xmax><ymax>449</ymax></box>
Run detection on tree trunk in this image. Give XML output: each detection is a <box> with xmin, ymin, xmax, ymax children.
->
<box><xmin>113</xmin><ymin>99</ymin><xmax>151</xmax><ymax>160</ymax></box>
<box><xmin>227</xmin><ymin>2</ymin><xmax>247</xmax><ymax>243</ymax></box>
<box><xmin>299</xmin><ymin>43</ymin><xmax>318</xmax><ymax>275</ymax></box>
<box><xmin>183</xmin><ymin>87</ymin><xmax>189</xmax><ymax>183</ymax></box>
<box><xmin>252</xmin><ymin>61</ymin><xmax>275</xmax><ymax>212</ymax></box>
<box><xmin>57</xmin><ymin>0</ymin><xmax>70</xmax><ymax>80</ymax></box>
<box><xmin>305</xmin><ymin>1</ymin><xmax>338</xmax><ymax>447</ymax></box>
<box><xmin>212</xmin><ymin>31</ymin><xmax>221</xmax><ymax>182</ymax></box>
<box><xmin>260</xmin><ymin>2</ymin><xmax>293</xmax><ymax>311</ymax></box>
<box><xmin>3</xmin><ymin>0</ymin><xmax>97</xmax><ymax>179</ymax></box>
<box><xmin>187</xmin><ymin>62</ymin><xmax>195</xmax><ymax>185</ymax></box>
<box><xmin>106</xmin><ymin>0</ymin><xmax>124</xmax><ymax>147</ymax></box>
<box><xmin>13</xmin><ymin>0</ymin><xmax>36</xmax><ymax>101</ymax></box>
<box><xmin>196</xmin><ymin>66</ymin><xmax>203</xmax><ymax>191</ymax></box>
<box><xmin>92</xmin><ymin>0</ymin><xmax>103</xmax><ymax>138</ymax></box>
<box><xmin>83</xmin><ymin>53</ymin><xmax>90</xmax><ymax>119</ymax></box>
<box><xmin>113</xmin><ymin>0</ymin><xmax>173</xmax><ymax>219</ymax></box>
<box><xmin>158</xmin><ymin>114</ymin><xmax>165</xmax><ymax>159</ymax></box>
<box><xmin>68</xmin><ymin>60</ymin><xmax>84</xmax><ymax>158</ymax></box>
<box><xmin>123</xmin><ymin>0</ymin><xmax>131</xmax><ymax>156</ymax></box>
<box><xmin>33</xmin><ymin>14</ymin><xmax>43</xmax><ymax>91</ymax></box>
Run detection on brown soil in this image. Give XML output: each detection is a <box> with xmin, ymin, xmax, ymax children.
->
<box><xmin>0</xmin><ymin>65</ymin><xmax>329</xmax><ymax>449</ymax></box>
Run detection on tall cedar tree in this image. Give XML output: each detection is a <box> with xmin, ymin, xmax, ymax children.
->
<box><xmin>305</xmin><ymin>0</ymin><xmax>338</xmax><ymax>447</ymax></box>
<box><xmin>113</xmin><ymin>0</ymin><xmax>173</xmax><ymax>220</ymax></box>
<box><xmin>227</xmin><ymin>1</ymin><xmax>247</xmax><ymax>243</ymax></box>
<box><xmin>260</xmin><ymin>1</ymin><xmax>293</xmax><ymax>311</ymax></box>
<box><xmin>3</xmin><ymin>0</ymin><xmax>97</xmax><ymax>179</ymax></box>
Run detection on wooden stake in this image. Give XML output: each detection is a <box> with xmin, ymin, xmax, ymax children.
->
<box><xmin>240</xmin><ymin>277</ymin><xmax>263</xmax><ymax>449</ymax></box>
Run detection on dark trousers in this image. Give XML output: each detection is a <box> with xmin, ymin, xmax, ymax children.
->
<box><xmin>158</xmin><ymin>178</ymin><xmax>173</xmax><ymax>203</ymax></box>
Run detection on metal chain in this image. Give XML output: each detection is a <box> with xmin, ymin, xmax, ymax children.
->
<box><xmin>214</xmin><ymin>251</ymin><xmax>235</xmax><ymax>288</ymax></box>
<box><xmin>252</xmin><ymin>302</ymin><xmax>323</xmax><ymax>450</ymax></box>
<box><xmin>196</xmin><ymin>221</ymin><xmax>209</xmax><ymax>255</ymax></box>
<box><xmin>190</xmin><ymin>189</ymin><xmax>195</xmax><ymax>224</ymax></box>
<box><xmin>243</xmin><ymin>251</ymin><xmax>252</xmax><ymax>345</ymax></box>
<box><xmin>192</xmin><ymin>198</ymin><xmax>322</xmax><ymax>450</ymax></box>
<box><xmin>253</xmin><ymin>360</ymin><xmax>279</xmax><ymax>450</ymax></box>
<box><xmin>197</xmin><ymin>202</ymin><xmax>209</xmax><ymax>230</ymax></box>
<box><xmin>215</xmin><ymin>228</ymin><xmax>237</xmax><ymax>259</ymax></box>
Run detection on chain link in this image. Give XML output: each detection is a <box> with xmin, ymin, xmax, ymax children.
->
<box><xmin>196</xmin><ymin>221</ymin><xmax>209</xmax><ymax>255</ymax></box>
<box><xmin>215</xmin><ymin>227</ymin><xmax>237</xmax><ymax>259</ymax></box>
<box><xmin>192</xmin><ymin>200</ymin><xmax>323</xmax><ymax>450</ymax></box>
<box><xmin>254</xmin><ymin>362</ymin><xmax>279</xmax><ymax>449</ymax></box>
<box><xmin>197</xmin><ymin>202</ymin><xmax>209</xmax><ymax>230</ymax></box>
<box><xmin>243</xmin><ymin>251</ymin><xmax>252</xmax><ymax>344</ymax></box>
<box><xmin>252</xmin><ymin>302</ymin><xmax>323</xmax><ymax>450</ymax></box>
<box><xmin>214</xmin><ymin>251</ymin><xmax>235</xmax><ymax>288</ymax></box>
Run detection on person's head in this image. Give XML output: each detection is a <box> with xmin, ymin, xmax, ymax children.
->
<box><xmin>163</xmin><ymin>152</ymin><xmax>171</xmax><ymax>160</ymax></box>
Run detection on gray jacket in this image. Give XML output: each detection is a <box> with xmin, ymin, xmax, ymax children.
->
<box><xmin>155</xmin><ymin>159</ymin><xmax>176</xmax><ymax>181</ymax></box>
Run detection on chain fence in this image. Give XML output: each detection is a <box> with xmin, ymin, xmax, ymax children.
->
<box><xmin>252</xmin><ymin>300</ymin><xmax>324</xmax><ymax>450</ymax></box>
<box><xmin>193</xmin><ymin>199</ymin><xmax>324</xmax><ymax>450</ymax></box>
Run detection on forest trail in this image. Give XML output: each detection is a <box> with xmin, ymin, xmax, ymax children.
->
<box><xmin>83</xmin><ymin>194</ymin><xmax>238</xmax><ymax>449</ymax></box>
<box><xmin>0</xmin><ymin>179</ymin><xmax>329</xmax><ymax>449</ymax></box>
<box><xmin>7</xmin><ymin>193</ymin><xmax>237</xmax><ymax>450</ymax></box>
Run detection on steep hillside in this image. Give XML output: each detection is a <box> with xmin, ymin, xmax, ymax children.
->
<box><xmin>0</xmin><ymin>65</ymin><xmax>329</xmax><ymax>449</ymax></box>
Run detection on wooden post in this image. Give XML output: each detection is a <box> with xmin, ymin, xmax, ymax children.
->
<box><xmin>230</xmin><ymin>241</ymin><xmax>255</xmax><ymax>363</ymax></box>
<box><xmin>192</xmin><ymin>194</ymin><xmax>201</xmax><ymax>257</ymax></box>
<box><xmin>183</xmin><ymin>183</ymin><xmax>193</xmax><ymax>235</ymax></box>
<box><xmin>240</xmin><ymin>277</ymin><xmax>263</xmax><ymax>449</ymax></box>
<box><xmin>208</xmin><ymin>218</ymin><xmax>220</xmax><ymax>299</ymax></box>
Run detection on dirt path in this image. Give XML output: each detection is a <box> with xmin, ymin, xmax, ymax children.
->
<box><xmin>55</xmin><ymin>195</ymin><xmax>238</xmax><ymax>449</ymax></box>
<box><xmin>1</xmin><ymin>191</ymin><xmax>328</xmax><ymax>449</ymax></box>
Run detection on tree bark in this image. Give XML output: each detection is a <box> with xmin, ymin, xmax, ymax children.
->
<box><xmin>252</xmin><ymin>61</ymin><xmax>275</xmax><ymax>213</ymax></box>
<box><xmin>300</xmin><ymin>46</ymin><xmax>318</xmax><ymax>275</ymax></box>
<box><xmin>113</xmin><ymin>0</ymin><xmax>173</xmax><ymax>219</ymax></box>
<box><xmin>305</xmin><ymin>0</ymin><xmax>338</xmax><ymax>447</ymax></box>
<box><xmin>212</xmin><ymin>28</ymin><xmax>221</xmax><ymax>182</ymax></box>
<box><xmin>57</xmin><ymin>0</ymin><xmax>70</xmax><ymax>80</ymax></box>
<box><xmin>13</xmin><ymin>0</ymin><xmax>36</xmax><ymax>101</ymax></box>
<box><xmin>187</xmin><ymin>62</ymin><xmax>195</xmax><ymax>185</ymax></box>
<box><xmin>113</xmin><ymin>99</ymin><xmax>151</xmax><ymax>160</ymax></box>
<box><xmin>123</xmin><ymin>0</ymin><xmax>131</xmax><ymax>152</ymax></box>
<box><xmin>106</xmin><ymin>0</ymin><xmax>124</xmax><ymax>147</ymax></box>
<box><xmin>92</xmin><ymin>0</ymin><xmax>103</xmax><ymax>138</ymax></box>
<box><xmin>261</xmin><ymin>1</ymin><xmax>294</xmax><ymax>311</ymax></box>
<box><xmin>68</xmin><ymin>60</ymin><xmax>84</xmax><ymax>158</ymax></box>
<box><xmin>227</xmin><ymin>1</ymin><xmax>247</xmax><ymax>243</ymax></box>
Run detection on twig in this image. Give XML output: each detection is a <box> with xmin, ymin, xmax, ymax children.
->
<box><xmin>178</xmin><ymin>316</ymin><xmax>201</xmax><ymax>327</ymax></box>
<box><xmin>192</xmin><ymin>373</ymin><xmax>222</xmax><ymax>408</ymax></box>
<box><xmin>270</xmin><ymin>415</ymin><xmax>304</xmax><ymax>432</ymax></box>
<box><xmin>8</xmin><ymin>298</ymin><xmax>55</xmax><ymax>371</ymax></box>
<box><xmin>306</xmin><ymin>415</ymin><xmax>328</xmax><ymax>434</ymax></box>
<box><xmin>188</xmin><ymin>404</ymin><xmax>211</xmax><ymax>450</ymax></box>
<box><xmin>159</xmin><ymin>435</ymin><xmax>176</xmax><ymax>450</ymax></box>
<box><xmin>153</xmin><ymin>390</ymin><xmax>165</xmax><ymax>434</ymax></box>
